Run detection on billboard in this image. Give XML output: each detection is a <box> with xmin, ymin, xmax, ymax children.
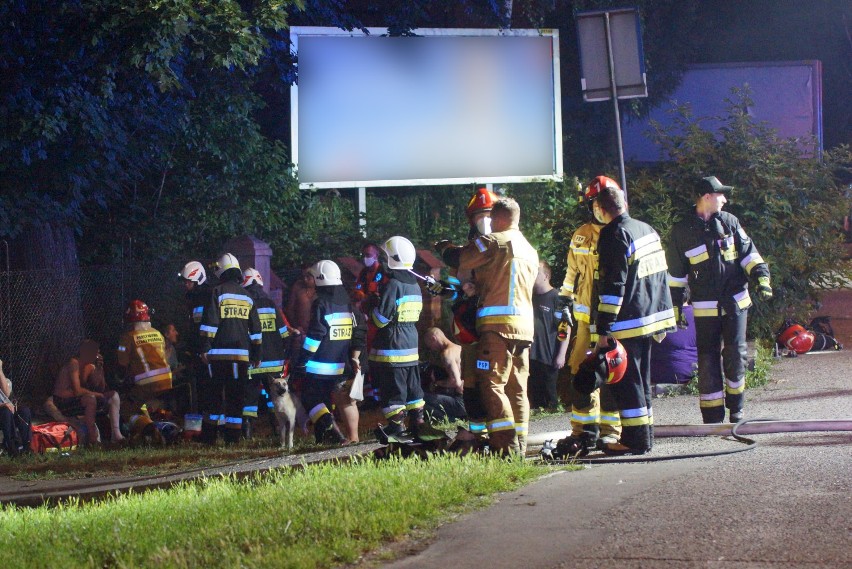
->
<box><xmin>291</xmin><ymin>27</ymin><xmax>563</xmax><ymax>189</ymax></box>
<box><xmin>621</xmin><ymin>61</ymin><xmax>823</xmax><ymax>162</ymax></box>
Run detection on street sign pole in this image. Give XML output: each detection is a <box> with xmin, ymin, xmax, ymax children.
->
<box><xmin>576</xmin><ymin>7</ymin><xmax>647</xmax><ymax>200</ymax></box>
<box><xmin>604</xmin><ymin>12</ymin><xmax>628</xmax><ymax>197</ymax></box>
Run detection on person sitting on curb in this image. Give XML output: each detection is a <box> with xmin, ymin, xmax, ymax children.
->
<box><xmin>52</xmin><ymin>339</ymin><xmax>125</xmax><ymax>445</ymax></box>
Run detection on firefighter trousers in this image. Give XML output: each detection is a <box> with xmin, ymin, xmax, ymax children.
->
<box><xmin>201</xmin><ymin>361</ymin><xmax>248</xmax><ymax>444</ymax></box>
<box><xmin>601</xmin><ymin>336</ymin><xmax>653</xmax><ymax>452</ymax></box>
<box><xmin>373</xmin><ymin>364</ymin><xmax>424</xmax><ymax>423</ymax></box>
<box><xmin>695</xmin><ymin>309</ymin><xmax>748</xmax><ymax>423</ymax></box>
<box><xmin>475</xmin><ymin>331</ymin><xmax>530</xmax><ymax>456</ymax></box>
<box><xmin>567</xmin><ymin>322</ymin><xmax>621</xmax><ymax>442</ymax></box>
<box><xmin>461</xmin><ymin>343</ymin><xmax>488</xmax><ymax>437</ymax></box>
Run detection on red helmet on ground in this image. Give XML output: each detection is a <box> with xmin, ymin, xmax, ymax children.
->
<box><xmin>778</xmin><ymin>324</ymin><xmax>814</xmax><ymax>354</ymax></box>
<box><xmin>581</xmin><ymin>176</ymin><xmax>621</xmax><ymax>208</ymax></box>
<box><xmin>466</xmin><ymin>187</ymin><xmax>497</xmax><ymax>221</ymax></box>
<box><xmin>124</xmin><ymin>300</ymin><xmax>151</xmax><ymax>323</ymax></box>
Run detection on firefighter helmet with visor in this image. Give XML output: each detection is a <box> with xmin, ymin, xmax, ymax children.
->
<box><xmin>179</xmin><ymin>261</ymin><xmax>207</xmax><ymax>285</ymax></box>
<box><xmin>309</xmin><ymin>260</ymin><xmax>343</xmax><ymax>287</ymax></box>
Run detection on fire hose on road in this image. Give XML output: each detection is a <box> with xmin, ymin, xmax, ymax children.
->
<box><xmin>532</xmin><ymin>419</ymin><xmax>852</xmax><ymax>464</ymax></box>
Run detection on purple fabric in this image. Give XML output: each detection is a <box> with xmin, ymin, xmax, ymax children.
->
<box><xmin>651</xmin><ymin>305</ymin><xmax>697</xmax><ymax>384</ymax></box>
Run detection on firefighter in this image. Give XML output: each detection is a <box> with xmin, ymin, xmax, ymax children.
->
<box><xmin>593</xmin><ymin>184</ymin><xmax>676</xmax><ymax>455</ymax></box>
<box><xmin>466</xmin><ymin>186</ymin><xmax>497</xmax><ymax>239</ymax></box>
<box><xmin>666</xmin><ymin>176</ymin><xmax>772</xmax><ymax>424</ymax></box>
<box><xmin>370</xmin><ymin>236</ymin><xmax>425</xmax><ymax>442</ymax></box>
<box><xmin>449</xmin><ymin>187</ymin><xmax>497</xmax><ymax>439</ymax></box>
<box><xmin>293</xmin><ymin>260</ymin><xmax>364</xmax><ymax>445</ymax></box>
<box><xmin>117</xmin><ymin>300</ymin><xmax>173</xmax><ymax>404</ymax></box>
<box><xmin>241</xmin><ymin>267</ymin><xmax>293</xmax><ymax>440</ymax></box>
<box><xmin>437</xmin><ymin>197</ymin><xmax>539</xmax><ymax>456</ymax></box>
<box><xmin>554</xmin><ymin>177</ymin><xmax>623</xmax><ymax>456</ymax></box>
<box><xmin>178</xmin><ymin>260</ymin><xmax>212</xmax><ymax>413</ymax></box>
<box><xmin>198</xmin><ymin>253</ymin><xmax>262</xmax><ymax>445</ymax></box>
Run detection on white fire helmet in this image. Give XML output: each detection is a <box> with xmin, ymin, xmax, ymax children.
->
<box><xmin>382</xmin><ymin>236</ymin><xmax>416</xmax><ymax>270</ymax></box>
<box><xmin>179</xmin><ymin>261</ymin><xmax>207</xmax><ymax>285</ymax></box>
<box><xmin>309</xmin><ymin>260</ymin><xmax>342</xmax><ymax>286</ymax></box>
<box><xmin>213</xmin><ymin>253</ymin><xmax>241</xmax><ymax>279</ymax></box>
<box><xmin>242</xmin><ymin>267</ymin><xmax>264</xmax><ymax>288</ymax></box>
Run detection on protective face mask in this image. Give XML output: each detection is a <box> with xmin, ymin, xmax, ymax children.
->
<box><xmin>475</xmin><ymin>217</ymin><xmax>492</xmax><ymax>235</ymax></box>
<box><xmin>363</xmin><ymin>256</ymin><xmax>377</xmax><ymax>267</ymax></box>
<box><xmin>592</xmin><ymin>204</ymin><xmax>606</xmax><ymax>224</ymax></box>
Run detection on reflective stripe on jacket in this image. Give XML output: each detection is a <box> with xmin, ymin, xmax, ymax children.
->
<box><xmin>454</xmin><ymin>228</ymin><xmax>539</xmax><ymax>341</ymax></box>
<box><xmin>596</xmin><ymin>213</ymin><xmax>676</xmax><ymax>339</ymax></box>
<box><xmin>666</xmin><ymin>210</ymin><xmax>770</xmax><ymax>316</ymax></box>
<box><xmin>245</xmin><ymin>283</ymin><xmax>291</xmax><ymax>375</ymax></box>
<box><xmin>117</xmin><ymin>328</ymin><xmax>173</xmax><ymax>391</ymax></box>
<box><xmin>559</xmin><ymin>222</ymin><xmax>602</xmax><ymax>324</ymax></box>
<box><xmin>298</xmin><ymin>286</ymin><xmax>364</xmax><ymax>378</ymax></box>
<box><xmin>369</xmin><ymin>270</ymin><xmax>422</xmax><ymax>367</ymax></box>
<box><xmin>200</xmin><ymin>281</ymin><xmax>262</xmax><ymax>363</ymax></box>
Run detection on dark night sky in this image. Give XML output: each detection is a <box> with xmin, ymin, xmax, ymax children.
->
<box><xmin>691</xmin><ymin>0</ymin><xmax>851</xmax><ymax>148</ymax></box>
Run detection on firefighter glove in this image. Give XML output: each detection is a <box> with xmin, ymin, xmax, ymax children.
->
<box><xmin>424</xmin><ymin>277</ymin><xmax>444</xmax><ymax>297</ymax></box>
<box><xmin>556</xmin><ymin>298</ymin><xmax>575</xmax><ymax>341</ymax></box>
<box><xmin>557</xmin><ymin>314</ymin><xmax>573</xmax><ymax>342</ymax></box>
<box><xmin>674</xmin><ymin>306</ymin><xmax>688</xmax><ymax>330</ymax></box>
<box><xmin>757</xmin><ymin>277</ymin><xmax>773</xmax><ymax>300</ymax></box>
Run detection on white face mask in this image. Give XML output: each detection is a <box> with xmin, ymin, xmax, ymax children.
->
<box><xmin>363</xmin><ymin>256</ymin><xmax>377</xmax><ymax>268</ymax></box>
<box><xmin>592</xmin><ymin>203</ymin><xmax>606</xmax><ymax>224</ymax></box>
<box><xmin>475</xmin><ymin>217</ymin><xmax>492</xmax><ymax>236</ymax></box>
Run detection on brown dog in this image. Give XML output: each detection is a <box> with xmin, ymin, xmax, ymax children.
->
<box><xmin>268</xmin><ymin>374</ymin><xmax>307</xmax><ymax>450</ymax></box>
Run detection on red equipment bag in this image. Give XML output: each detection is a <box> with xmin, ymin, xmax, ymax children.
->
<box><xmin>30</xmin><ymin>421</ymin><xmax>80</xmax><ymax>454</ymax></box>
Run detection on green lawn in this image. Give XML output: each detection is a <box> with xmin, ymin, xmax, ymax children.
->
<box><xmin>0</xmin><ymin>454</ymin><xmax>555</xmax><ymax>569</ymax></box>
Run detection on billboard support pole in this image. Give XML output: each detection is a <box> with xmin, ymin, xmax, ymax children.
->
<box><xmin>358</xmin><ymin>187</ymin><xmax>367</xmax><ymax>237</ymax></box>
<box><xmin>604</xmin><ymin>12</ymin><xmax>628</xmax><ymax>198</ymax></box>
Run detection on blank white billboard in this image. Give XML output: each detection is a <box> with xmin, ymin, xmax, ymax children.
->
<box><xmin>291</xmin><ymin>27</ymin><xmax>563</xmax><ymax>189</ymax></box>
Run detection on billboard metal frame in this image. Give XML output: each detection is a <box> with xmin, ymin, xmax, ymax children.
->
<box><xmin>290</xmin><ymin>27</ymin><xmax>563</xmax><ymax>190</ymax></box>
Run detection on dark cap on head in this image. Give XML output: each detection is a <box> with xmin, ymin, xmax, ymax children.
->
<box><xmin>696</xmin><ymin>176</ymin><xmax>733</xmax><ymax>196</ymax></box>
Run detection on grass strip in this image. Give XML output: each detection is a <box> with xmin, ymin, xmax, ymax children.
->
<box><xmin>0</xmin><ymin>454</ymin><xmax>548</xmax><ymax>569</ymax></box>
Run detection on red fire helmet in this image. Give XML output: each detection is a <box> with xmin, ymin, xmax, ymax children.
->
<box><xmin>124</xmin><ymin>300</ymin><xmax>151</xmax><ymax>323</ymax></box>
<box><xmin>778</xmin><ymin>324</ymin><xmax>814</xmax><ymax>354</ymax></box>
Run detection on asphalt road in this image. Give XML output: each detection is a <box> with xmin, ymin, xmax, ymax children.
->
<box><xmin>385</xmin><ymin>349</ymin><xmax>852</xmax><ymax>569</ymax></box>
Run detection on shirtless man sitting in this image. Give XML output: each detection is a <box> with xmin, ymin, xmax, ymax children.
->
<box><xmin>52</xmin><ymin>339</ymin><xmax>125</xmax><ymax>445</ymax></box>
<box><xmin>421</xmin><ymin>328</ymin><xmax>466</xmax><ymax>422</ymax></box>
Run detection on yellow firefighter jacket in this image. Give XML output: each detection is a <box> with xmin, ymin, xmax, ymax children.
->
<box><xmin>456</xmin><ymin>228</ymin><xmax>539</xmax><ymax>342</ymax></box>
<box><xmin>558</xmin><ymin>222</ymin><xmax>602</xmax><ymax>325</ymax></box>
<box><xmin>117</xmin><ymin>328</ymin><xmax>173</xmax><ymax>394</ymax></box>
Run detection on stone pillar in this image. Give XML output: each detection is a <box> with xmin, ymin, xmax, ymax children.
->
<box><xmin>222</xmin><ymin>235</ymin><xmax>272</xmax><ymax>294</ymax></box>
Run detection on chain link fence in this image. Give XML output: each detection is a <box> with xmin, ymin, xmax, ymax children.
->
<box><xmin>0</xmin><ymin>257</ymin><xmax>190</xmax><ymax>406</ymax></box>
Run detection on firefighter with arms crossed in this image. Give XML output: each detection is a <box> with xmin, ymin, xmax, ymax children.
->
<box><xmin>554</xmin><ymin>177</ymin><xmax>623</xmax><ymax>456</ymax></box>
<box><xmin>666</xmin><ymin>176</ymin><xmax>771</xmax><ymax>424</ymax></box>
<box><xmin>437</xmin><ymin>197</ymin><xmax>539</xmax><ymax>456</ymax></box>
<box><xmin>593</xmin><ymin>183</ymin><xmax>676</xmax><ymax>455</ymax></box>
<box><xmin>199</xmin><ymin>253</ymin><xmax>263</xmax><ymax>445</ymax></box>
